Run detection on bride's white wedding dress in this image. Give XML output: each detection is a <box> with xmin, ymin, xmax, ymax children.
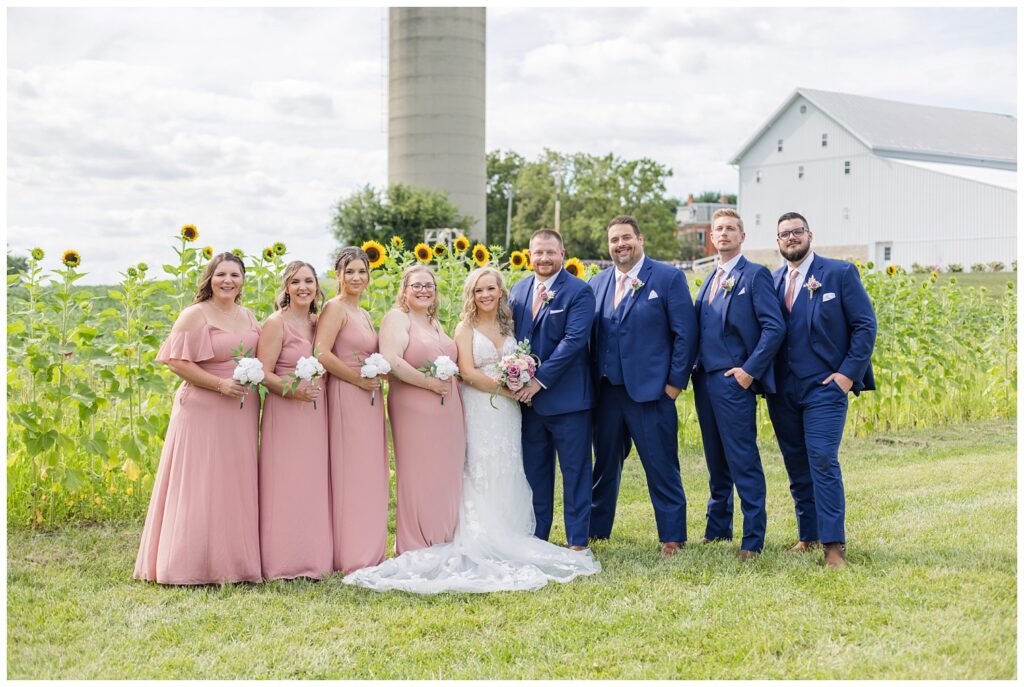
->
<box><xmin>343</xmin><ymin>329</ymin><xmax>601</xmax><ymax>593</ymax></box>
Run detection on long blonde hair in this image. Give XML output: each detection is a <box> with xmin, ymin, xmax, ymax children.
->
<box><xmin>460</xmin><ymin>267</ymin><xmax>514</xmax><ymax>336</ymax></box>
<box><xmin>396</xmin><ymin>264</ymin><xmax>440</xmax><ymax>320</ymax></box>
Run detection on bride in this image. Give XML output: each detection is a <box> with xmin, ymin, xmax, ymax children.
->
<box><xmin>343</xmin><ymin>266</ymin><xmax>600</xmax><ymax>593</ymax></box>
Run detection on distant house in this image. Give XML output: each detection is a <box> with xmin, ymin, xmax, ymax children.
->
<box><xmin>675</xmin><ymin>194</ymin><xmax>736</xmax><ymax>258</ymax></box>
<box><xmin>730</xmin><ymin>88</ymin><xmax>1016</xmax><ymax>269</ymax></box>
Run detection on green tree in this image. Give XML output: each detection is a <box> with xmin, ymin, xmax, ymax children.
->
<box><xmin>330</xmin><ymin>183</ymin><xmax>471</xmax><ymax>256</ymax></box>
<box><xmin>694</xmin><ymin>191</ymin><xmax>737</xmax><ymax>204</ymax></box>
<box><xmin>7</xmin><ymin>248</ymin><xmax>27</xmax><ymax>275</ymax></box>
<box><xmin>486</xmin><ymin>150</ymin><xmax>526</xmax><ymax>248</ymax></box>
<box><xmin>503</xmin><ymin>150</ymin><xmax>680</xmax><ymax>260</ymax></box>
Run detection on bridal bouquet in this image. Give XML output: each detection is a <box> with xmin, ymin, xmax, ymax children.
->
<box><xmin>231</xmin><ymin>343</ymin><xmax>266</xmax><ymax>409</ymax></box>
<box><xmin>419</xmin><ymin>355</ymin><xmax>459</xmax><ymax>405</ymax></box>
<box><xmin>358</xmin><ymin>352</ymin><xmax>391</xmax><ymax>406</ymax></box>
<box><xmin>283</xmin><ymin>349</ymin><xmax>326</xmax><ymax>410</ymax></box>
<box><xmin>491</xmin><ymin>339</ymin><xmax>541</xmax><ymax>408</ymax></box>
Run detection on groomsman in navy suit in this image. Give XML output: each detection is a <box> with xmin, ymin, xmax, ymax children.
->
<box><xmin>693</xmin><ymin>209</ymin><xmax>785</xmax><ymax>560</ymax></box>
<box><xmin>589</xmin><ymin>215</ymin><xmax>698</xmax><ymax>557</ymax></box>
<box><xmin>767</xmin><ymin>211</ymin><xmax>877</xmax><ymax>568</ymax></box>
<box><xmin>508</xmin><ymin>229</ymin><xmax>596</xmax><ymax>550</ymax></box>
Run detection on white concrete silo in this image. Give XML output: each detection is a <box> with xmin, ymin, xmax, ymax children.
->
<box><xmin>388</xmin><ymin>8</ymin><xmax>486</xmax><ymax>241</ymax></box>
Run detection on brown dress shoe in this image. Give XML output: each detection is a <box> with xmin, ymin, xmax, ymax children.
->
<box><xmin>823</xmin><ymin>543</ymin><xmax>847</xmax><ymax>568</ymax></box>
<box><xmin>660</xmin><ymin>541</ymin><xmax>682</xmax><ymax>558</ymax></box>
<box><xmin>568</xmin><ymin>545</ymin><xmax>587</xmax><ymax>552</ymax></box>
<box><xmin>786</xmin><ymin>539</ymin><xmax>821</xmax><ymax>553</ymax></box>
<box><xmin>737</xmin><ymin>549</ymin><xmax>759</xmax><ymax>561</ymax></box>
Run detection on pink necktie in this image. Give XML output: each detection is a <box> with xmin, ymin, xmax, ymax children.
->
<box><xmin>708</xmin><ymin>267</ymin><xmax>725</xmax><ymax>304</ymax></box>
<box><xmin>785</xmin><ymin>268</ymin><xmax>799</xmax><ymax>312</ymax></box>
<box><xmin>613</xmin><ymin>272</ymin><xmax>628</xmax><ymax>308</ymax></box>
<box><xmin>532</xmin><ymin>283</ymin><xmax>547</xmax><ymax>318</ymax></box>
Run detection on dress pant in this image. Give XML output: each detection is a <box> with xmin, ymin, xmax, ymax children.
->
<box><xmin>693</xmin><ymin>368</ymin><xmax>767</xmax><ymax>552</ymax></box>
<box><xmin>766</xmin><ymin>373</ymin><xmax>849</xmax><ymax>544</ymax></box>
<box><xmin>591</xmin><ymin>379</ymin><xmax>687</xmax><ymax>543</ymax></box>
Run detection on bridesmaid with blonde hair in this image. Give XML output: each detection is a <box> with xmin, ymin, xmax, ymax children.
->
<box><xmin>377</xmin><ymin>264</ymin><xmax>466</xmax><ymax>554</ymax></box>
<box><xmin>314</xmin><ymin>247</ymin><xmax>389</xmax><ymax>574</ymax></box>
<box><xmin>134</xmin><ymin>252</ymin><xmax>262</xmax><ymax>585</ymax></box>
<box><xmin>256</xmin><ymin>260</ymin><xmax>333</xmax><ymax>580</ymax></box>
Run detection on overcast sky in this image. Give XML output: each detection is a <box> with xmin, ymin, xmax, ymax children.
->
<box><xmin>7</xmin><ymin>6</ymin><xmax>1017</xmax><ymax>283</ymax></box>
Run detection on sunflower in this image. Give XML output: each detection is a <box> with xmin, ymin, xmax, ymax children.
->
<box><xmin>453</xmin><ymin>235</ymin><xmax>470</xmax><ymax>253</ymax></box>
<box><xmin>62</xmin><ymin>249</ymin><xmax>81</xmax><ymax>268</ymax></box>
<box><xmin>564</xmin><ymin>257</ymin><xmax>585</xmax><ymax>279</ymax></box>
<box><xmin>414</xmin><ymin>243</ymin><xmax>433</xmax><ymax>263</ymax></box>
<box><xmin>126</xmin><ymin>266</ymin><xmax>139</xmax><ymax>279</ymax></box>
<box><xmin>180</xmin><ymin>224</ymin><xmax>199</xmax><ymax>242</ymax></box>
<box><xmin>391</xmin><ymin>236</ymin><xmax>404</xmax><ymax>249</ymax></box>
<box><xmin>30</xmin><ymin>247</ymin><xmax>44</xmax><ymax>261</ymax></box>
<box><xmin>509</xmin><ymin>250</ymin><xmax>526</xmax><ymax>270</ymax></box>
<box><xmin>231</xmin><ymin>248</ymin><xmax>245</xmax><ymax>258</ymax></box>
<box><xmin>202</xmin><ymin>245</ymin><xmax>214</xmax><ymax>260</ymax></box>
<box><xmin>362</xmin><ymin>240</ymin><xmax>387</xmax><ymax>269</ymax></box>
<box><xmin>886</xmin><ymin>264</ymin><xmax>898</xmax><ymax>276</ymax></box>
<box><xmin>433</xmin><ymin>242</ymin><xmax>447</xmax><ymax>257</ymax></box>
<box><xmin>471</xmin><ymin>243</ymin><xmax>490</xmax><ymax>267</ymax></box>
<box><xmin>930</xmin><ymin>271</ymin><xmax>939</xmax><ymax>280</ymax></box>
<box><xmin>137</xmin><ymin>262</ymin><xmax>148</xmax><ymax>272</ymax></box>
<box><xmin>273</xmin><ymin>241</ymin><xmax>287</xmax><ymax>256</ymax></box>
<box><xmin>263</xmin><ymin>246</ymin><xmax>276</xmax><ymax>261</ymax></box>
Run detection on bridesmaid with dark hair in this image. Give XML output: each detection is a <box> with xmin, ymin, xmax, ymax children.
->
<box><xmin>134</xmin><ymin>252</ymin><xmax>262</xmax><ymax>585</ymax></box>
<box><xmin>257</xmin><ymin>260</ymin><xmax>333</xmax><ymax>580</ymax></box>
<box><xmin>314</xmin><ymin>247</ymin><xmax>390</xmax><ymax>574</ymax></box>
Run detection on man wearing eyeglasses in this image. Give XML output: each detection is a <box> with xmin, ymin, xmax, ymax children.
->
<box><xmin>767</xmin><ymin>211</ymin><xmax>877</xmax><ymax>568</ymax></box>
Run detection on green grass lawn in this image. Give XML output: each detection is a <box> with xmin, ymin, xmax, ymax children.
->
<box><xmin>7</xmin><ymin>420</ymin><xmax>1016</xmax><ymax>679</ymax></box>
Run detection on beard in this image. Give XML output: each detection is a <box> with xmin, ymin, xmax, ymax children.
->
<box><xmin>780</xmin><ymin>242</ymin><xmax>810</xmax><ymax>263</ymax></box>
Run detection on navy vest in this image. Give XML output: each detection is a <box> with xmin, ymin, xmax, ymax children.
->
<box><xmin>780</xmin><ymin>280</ymin><xmax>830</xmax><ymax>380</ymax></box>
<box><xmin>699</xmin><ymin>288</ymin><xmax>732</xmax><ymax>372</ymax></box>
<box><xmin>600</xmin><ymin>288</ymin><xmax>627</xmax><ymax>385</ymax></box>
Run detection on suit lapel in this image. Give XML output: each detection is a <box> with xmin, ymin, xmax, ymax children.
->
<box><xmin>530</xmin><ymin>270</ymin><xmax>566</xmax><ymax>336</ymax></box>
<box><xmin>620</xmin><ymin>259</ymin><xmax>655</xmax><ymax>321</ymax></box>
<box><xmin>517</xmin><ymin>275</ymin><xmax>536</xmax><ymax>339</ymax></box>
<box><xmin>806</xmin><ymin>257</ymin><xmax>827</xmax><ymax>333</ymax></box>
<box><xmin>598</xmin><ymin>267</ymin><xmax>616</xmax><ymax>316</ymax></box>
<box><xmin>721</xmin><ymin>255</ymin><xmax>746</xmax><ymax>322</ymax></box>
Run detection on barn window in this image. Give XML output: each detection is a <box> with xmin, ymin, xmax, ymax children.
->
<box><xmin>821</xmin><ymin>133</ymin><xmax>828</xmax><ymax>147</ymax></box>
<box><xmin>843</xmin><ymin>207</ymin><xmax>850</xmax><ymax>220</ymax></box>
<box><xmin>798</xmin><ymin>166</ymin><xmax>804</xmax><ymax>179</ymax></box>
<box><xmin>756</xmin><ymin>170</ymin><xmax>762</xmax><ymax>183</ymax></box>
<box><xmin>884</xmin><ymin>246</ymin><xmax>892</xmax><ymax>261</ymax></box>
<box><xmin>777</xmin><ymin>139</ymin><xmax>783</xmax><ymax>152</ymax></box>
<box><xmin>844</xmin><ymin>161</ymin><xmax>851</xmax><ymax>175</ymax></box>
<box><xmin>800</xmin><ymin>104</ymin><xmax>807</xmax><ymax>114</ymax></box>
<box><xmin>755</xmin><ymin>214</ymin><xmax>761</xmax><ymax>226</ymax></box>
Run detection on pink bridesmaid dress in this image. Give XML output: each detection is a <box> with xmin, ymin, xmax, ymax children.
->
<box><xmin>388</xmin><ymin>317</ymin><xmax>467</xmax><ymax>554</ymax></box>
<box><xmin>327</xmin><ymin>306</ymin><xmax>389</xmax><ymax>574</ymax></box>
<box><xmin>259</xmin><ymin>320</ymin><xmax>333</xmax><ymax>580</ymax></box>
<box><xmin>134</xmin><ymin>310</ymin><xmax>262</xmax><ymax>585</ymax></box>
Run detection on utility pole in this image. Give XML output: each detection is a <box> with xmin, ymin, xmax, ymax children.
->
<box><xmin>554</xmin><ymin>157</ymin><xmax>563</xmax><ymax>233</ymax></box>
<box><xmin>504</xmin><ymin>183</ymin><xmax>514</xmax><ymax>252</ymax></box>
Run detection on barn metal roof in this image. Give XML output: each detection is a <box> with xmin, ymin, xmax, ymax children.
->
<box><xmin>729</xmin><ymin>88</ymin><xmax>1017</xmax><ymax>170</ymax></box>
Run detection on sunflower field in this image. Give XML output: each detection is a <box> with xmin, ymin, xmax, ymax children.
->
<box><xmin>6</xmin><ymin>228</ymin><xmax>1016</xmax><ymax>529</ymax></box>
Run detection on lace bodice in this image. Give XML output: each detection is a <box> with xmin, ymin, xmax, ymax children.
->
<box><xmin>472</xmin><ymin>329</ymin><xmax>516</xmax><ymax>381</ymax></box>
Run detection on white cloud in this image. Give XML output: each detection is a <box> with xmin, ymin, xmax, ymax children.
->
<box><xmin>7</xmin><ymin>6</ymin><xmax>1015</xmax><ymax>282</ymax></box>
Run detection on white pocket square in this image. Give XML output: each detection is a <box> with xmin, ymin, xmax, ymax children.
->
<box><xmin>647</xmin><ymin>290</ymin><xmax>659</xmax><ymax>300</ymax></box>
<box><xmin>822</xmin><ymin>292</ymin><xmax>836</xmax><ymax>302</ymax></box>
<box><xmin>549</xmin><ymin>308</ymin><xmax>565</xmax><ymax>314</ymax></box>
<box><xmin>738</xmin><ymin>287</ymin><xmax>747</xmax><ymax>295</ymax></box>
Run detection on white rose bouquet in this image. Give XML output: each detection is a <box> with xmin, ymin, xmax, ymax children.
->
<box><xmin>283</xmin><ymin>352</ymin><xmax>326</xmax><ymax>410</ymax></box>
<box><xmin>358</xmin><ymin>352</ymin><xmax>391</xmax><ymax>406</ymax></box>
<box><xmin>231</xmin><ymin>344</ymin><xmax>266</xmax><ymax>409</ymax></box>
<box><xmin>418</xmin><ymin>354</ymin><xmax>459</xmax><ymax>405</ymax></box>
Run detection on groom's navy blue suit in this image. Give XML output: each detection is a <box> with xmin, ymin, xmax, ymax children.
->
<box><xmin>693</xmin><ymin>255</ymin><xmax>785</xmax><ymax>552</ymax></box>
<box><xmin>589</xmin><ymin>257</ymin><xmax>698</xmax><ymax>543</ymax></box>
<box><xmin>509</xmin><ymin>269</ymin><xmax>596</xmax><ymax>547</ymax></box>
<box><xmin>766</xmin><ymin>254</ymin><xmax>876</xmax><ymax>545</ymax></box>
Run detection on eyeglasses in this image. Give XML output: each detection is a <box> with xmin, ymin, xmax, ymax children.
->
<box><xmin>408</xmin><ymin>282</ymin><xmax>436</xmax><ymax>292</ymax></box>
<box><xmin>777</xmin><ymin>227</ymin><xmax>809</xmax><ymax>240</ymax></box>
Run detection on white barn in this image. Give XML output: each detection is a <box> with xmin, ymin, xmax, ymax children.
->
<box><xmin>730</xmin><ymin>88</ymin><xmax>1016</xmax><ymax>270</ymax></box>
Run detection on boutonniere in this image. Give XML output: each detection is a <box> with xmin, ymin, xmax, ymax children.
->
<box><xmin>721</xmin><ymin>276</ymin><xmax>736</xmax><ymax>294</ymax></box>
<box><xmin>804</xmin><ymin>276</ymin><xmax>822</xmax><ymax>298</ymax></box>
<box><xmin>541</xmin><ymin>289</ymin><xmax>556</xmax><ymax>304</ymax></box>
<box><xmin>629</xmin><ymin>278</ymin><xmax>644</xmax><ymax>294</ymax></box>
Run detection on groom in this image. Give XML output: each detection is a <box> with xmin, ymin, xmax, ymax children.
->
<box><xmin>508</xmin><ymin>229</ymin><xmax>596</xmax><ymax>550</ymax></box>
